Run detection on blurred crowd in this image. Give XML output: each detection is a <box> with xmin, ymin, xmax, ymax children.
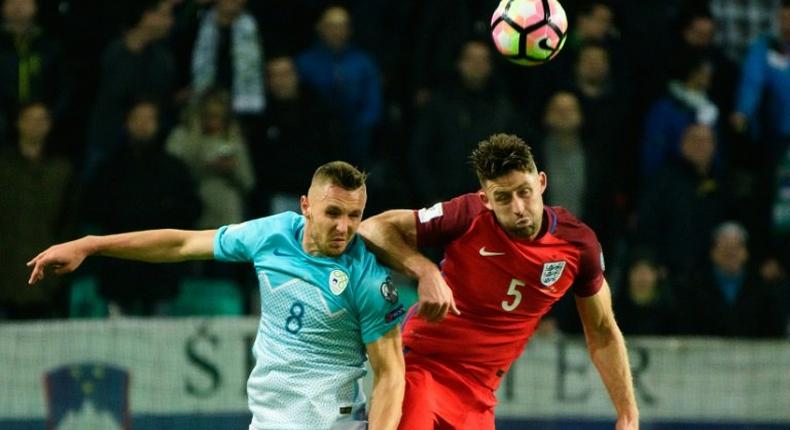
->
<box><xmin>0</xmin><ymin>0</ymin><xmax>788</xmax><ymax>338</ymax></box>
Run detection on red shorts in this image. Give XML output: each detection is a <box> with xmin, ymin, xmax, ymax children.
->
<box><xmin>399</xmin><ymin>353</ymin><xmax>496</xmax><ymax>430</ymax></box>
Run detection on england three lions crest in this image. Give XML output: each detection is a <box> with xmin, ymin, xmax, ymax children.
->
<box><xmin>540</xmin><ymin>261</ymin><xmax>566</xmax><ymax>287</ymax></box>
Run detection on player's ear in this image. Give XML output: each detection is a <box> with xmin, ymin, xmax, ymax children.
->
<box><xmin>538</xmin><ymin>171</ymin><xmax>548</xmax><ymax>194</ymax></box>
<box><xmin>300</xmin><ymin>195</ymin><xmax>310</xmax><ymax>218</ymax></box>
<box><xmin>478</xmin><ymin>190</ymin><xmax>493</xmax><ymax>210</ymax></box>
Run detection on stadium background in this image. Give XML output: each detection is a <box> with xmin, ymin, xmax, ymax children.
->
<box><xmin>0</xmin><ymin>0</ymin><xmax>789</xmax><ymax>429</ymax></box>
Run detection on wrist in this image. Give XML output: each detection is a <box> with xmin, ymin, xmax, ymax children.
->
<box><xmin>81</xmin><ymin>235</ymin><xmax>101</xmax><ymax>256</ymax></box>
<box><xmin>409</xmin><ymin>255</ymin><xmax>440</xmax><ymax>281</ymax></box>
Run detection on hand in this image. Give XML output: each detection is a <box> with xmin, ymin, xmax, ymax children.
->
<box><xmin>415</xmin><ymin>270</ymin><xmax>460</xmax><ymax>322</ymax></box>
<box><xmin>616</xmin><ymin>415</ymin><xmax>639</xmax><ymax>430</ymax></box>
<box><xmin>26</xmin><ymin>239</ymin><xmax>90</xmax><ymax>285</ymax></box>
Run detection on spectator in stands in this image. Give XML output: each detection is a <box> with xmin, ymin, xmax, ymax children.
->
<box><xmin>409</xmin><ymin>39</ymin><xmax>519</xmax><ymax>204</ymax></box>
<box><xmin>729</xmin><ymin>1</ymin><xmax>790</xmax><ymax>262</ymax></box>
<box><xmin>0</xmin><ymin>0</ymin><xmax>66</xmax><ymax>149</ymax></box>
<box><xmin>614</xmin><ymin>251</ymin><xmax>676</xmax><ymax>335</ymax></box>
<box><xmin>641</xmin><ymin>52</ymin><xmax>720</xmax><ymax>179</ymax></box>
<box><xmin>675</xmin><ymin>8</ymin><xmax>739</xmax><ymax>122</ymax></box>
<box><xmin>252</xmin><ymin>55</ymin><xmax>340</xmax><ymax>216</ymax></box>
<box><xmin>83</xmin><ymin>0</ymin><xmax>175</xmax><ymax>180</ymax></box>
<box><xmin>190</xmin><ymin>0</ymin><xmax>264</xmax><ymax>118</ymax></box>
<box><xmin>83</xmin><ymin>99</ymin><xmax>201</xmax><ymax>316</ymax></box>
<box><xmin>566</xmin><ymin>1</ymin><xmax>618</xmax><ymax>53</ymax></box>
<box><xmin>731</xmin><ymin>0</ymin><xmax>790</xmax><ymax>160</ymax></box>
<box><xmin>678</xmin><ymin>221</ymin><xmax>786</xmax><ymax>337</ymax></box>
<box><xmin>536</xmin><ymin>91</ymin><xmax>587</xmax><ymax>218</ymax></box>
<box><xmin>296</xmin><ymin>5</ymin><xmax>381</xmax><ymax>166</ymax></box>
<box><xmin>637</xmin><ymin>124</ymin><xmax>728</xmax><ymax>285</ymax></box>
<box><xmin>563</xmin><ymin>42</ymin><xmax>632</xmax><ymax>253</ymax></box>
<box><xmin>710</xmin><ymin>0</ymin><xmax>781</xmax><ymax>62</ymax></box>
<box><xmin>408</xmin><ymin>0</ymin><xmax>492</xmax><ymax>107</ymax></box>
<box><xmin>0</xmin><ymin>102</ymin><xmax>73</xmax><ymax>319</ymax></box>
<box><xmin>165</xmin><ymin>88</ymin><xmax>254</xmax><ymax>229</ymax></box>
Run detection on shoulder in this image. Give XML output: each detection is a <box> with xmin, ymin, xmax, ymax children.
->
<box><xmin>550</xmin><ymin>206</ymin><xmax>599</xmax><ymax>251</ymax></box>
<box><xmin>227</xmin><ymin>212</ymin><xmax>301</xmax><ymax>236</ymax></box>
<box><xmin>346</xmin><ymin>234</ymin><xmax>385</xmax><ymax>269</ymax></box>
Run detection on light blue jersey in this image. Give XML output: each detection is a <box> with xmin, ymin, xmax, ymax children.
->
<box><xmin>214</xmin><ymin>212</ymin><xmax>404</xmax><ymax>430</ymax></box>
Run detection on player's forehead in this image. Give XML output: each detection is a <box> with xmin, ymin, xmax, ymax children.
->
<box><xmin>312</xmin><ymin>183</ymin><xmax>366</xmax><ymax>212</ymax></box>
<box><xmin>484</xmin><ymin>169</ymin><xmax>537</xmax><ymax>193</ymax></box>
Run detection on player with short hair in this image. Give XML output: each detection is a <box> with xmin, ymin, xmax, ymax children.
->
<box><xmin>27</xmin><ymin>161</ymin><xmax>406</xmax><ymax>430</ymax></box>
<box><xmin>359</xmin><ymin>134</ymin><xmax>639</xmax><ymax>430</ymax></box>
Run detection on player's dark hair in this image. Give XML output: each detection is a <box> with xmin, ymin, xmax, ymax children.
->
<box><xmin>470</xmin><ymin>134</ymin><xmax>537</xmax><ymax>183</ymax></box>
<box><xmin>312</xmin><ymin>161</ymin><xmax>367</xmax><ymax>190</ymax></box>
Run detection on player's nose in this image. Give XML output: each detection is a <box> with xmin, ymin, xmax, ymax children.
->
<box><xmin>512</xmin><ymin>196</ymin><xmax>526</xmax><ymax>215</ymax></box>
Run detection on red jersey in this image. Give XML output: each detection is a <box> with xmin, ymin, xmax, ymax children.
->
<box><xmin>404</xmin><ymin>193</ymin><xmax>604</xmax><ymax>391</ymax></box>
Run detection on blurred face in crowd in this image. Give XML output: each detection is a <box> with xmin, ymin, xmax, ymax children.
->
<box><xmin>458</xmin><ymin>41</ymin><xmax>492</xmax><ymax>90</ymax></box>
<box><xmin>628</xmin><ymin>260</ymin><xmax>659</xmax><ymax>305</ymax></box>
<box><xmin>2</xmin><ymin>0</ymin><xmax>35</xmax><ymax>27</ymax></box>
<box><xmin>576</xmin><ymin>45</ymin><xmax>610</xmax><ymax>86</ymax></box>
<box><xmin>683</xmin><ymin>16</ymin><xmax>715</xmax><ymax>48</ymax></box>
<box><xmin>480</xmin><ymin>169</ymin><xmax>547</xmax><ymax>240</ymax></box>
<box><xmin>201</xmin><ymin>97</ymin><xmax>229</xmax><ymax>136</ymax></box>
<box><xmin>680</xmin><ymin>124</ymin><xmax>715</xmax><ymax>171</ymax></box>
<box><xmin>577</xmin><ymin>4</ymin><xmax>613</xmax><ymax>41</ymax></box>
<box><xmin>780</xmin><ymin>5</ymin><xmax>790</xmax><ymax>42</ymax></box>
<box><xmin>711</xmin><ymin>226</ymin><xmax>749</xmax><ymax>275</ymax></box>
<box><xmin>301</xmin><ymin>181</ymin><xmax>366</xmax><ymax>257</ymax></box>
<box><xmin>267</xmin><ymin>57</ymin><xmax>300</xmax><ymax>101</ymax></box>
<box><xmin>544</xmin><ymin>91</ymin><xmax>583</xmax><ymax>134</ymax></box>
<box><xmin>216</xmin><ymin>0</ymin><xmax>246</xmax><ymax>23</ymax></box>
<box><xmin>318</xmin><ymin>6</ymin><xmax>351</xmax><ymax>51</ymax></box>
<box><xmin>126</xmin><ymin>102</ymin><xmax>159</xmax><ymax>143</ymax></box>
<box><xmin>17</xmin><ymin>103</ymin><xmax>50</xmax><ymax>157</ymax></box>
<box><xmin>139</xmin><ymin>0</ymin><xmax>173</xmax><ymax>40</ymax></box>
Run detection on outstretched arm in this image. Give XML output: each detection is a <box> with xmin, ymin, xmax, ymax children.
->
<box><xmin>359</xmin><ymin>210</ymin><xmax>458</xmax><ymax>321</ymax></box>
<box><xmin>576</xmin><ymin>279</ymin><xmax>639</xmax><ymax>429</ymax></box>
<box><xmin>366</xmin><ymin>326</ymin><xmax>405</xmax><ymax>430</ymax></box>
<box><xmin>27</xmin><ymin>229</ymin><xmax>217</xmax><ymax>284</ymax></box>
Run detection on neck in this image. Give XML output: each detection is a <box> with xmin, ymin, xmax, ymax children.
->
<box><xmin>548</xmin><ymin>131</ymin><xmax>580</xmax><ymax>145</ymax></box>
<box><xmin>19</xmin><ymin>139</ymin><xmax>44</xmax><ymax>161</ymax></box>
<box><xmin>124</xmin><ymin>28</ymin><xmax>150</xmax><ymax>53</ymax></box>
<box><xmin>6</xmin><ymin>20</ymin><xmax>34</xmax><ymax>37</ymax></box>
<box><xmin>215</xmin><ymin>11</ymin><xmax>238</xmax><ymax>27</ymax></box>
<box><xmin>630</xmin><ymin>286</ymin><xmax>657</xmax><ymax>305</ymax></box>
<box><xmin>577</xmin><ymin>79</ymin><xmax>603</xmax><ymax>97</ymax></box>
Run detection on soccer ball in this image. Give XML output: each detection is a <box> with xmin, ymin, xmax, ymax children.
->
<box><xmin>490</xmin><ymin>0</ymin><xmax>569</xmax><ymax>66</ymax></box>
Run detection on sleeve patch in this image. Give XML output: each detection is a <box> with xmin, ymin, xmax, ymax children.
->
<box><xmin>417</xmin><ymin>202</ymin><xmax>443</xmax><ymax>223</ymax></box>
<box><xmin>385</xmin><ymin>304</ymin><xmax>406</xmax><ymax>323</ymax></box>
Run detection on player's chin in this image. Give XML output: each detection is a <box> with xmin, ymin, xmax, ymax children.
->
<box><xmin>326</xmin><ymin>241</ymin><xmax>348</xmax><ymax>256</ymax></box>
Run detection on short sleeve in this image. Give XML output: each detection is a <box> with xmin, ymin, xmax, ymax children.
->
<box><xmin>355</xmin><ymin>264</ymin><xmax>405</xmax><ymax>345</ymax></box>
<box><xmin>214</xmin><ymin>218</ymin><xmax>269</xmax><ymax>262</ymax></box>
<box><xmin>414</xmin><ymin>193</ymin><xmax>487</xmax><ymax>247</ymax></box>
<box><xmin>572</xmin><ymin>231</ymin><xmax>605</xmax><ymax>297</ymax></box>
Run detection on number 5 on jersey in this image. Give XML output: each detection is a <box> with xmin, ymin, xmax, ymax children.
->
<box><xmin>502</xmin><ymin>279</ymin><xmax>525</xmax><ymax>311</ymax></box>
